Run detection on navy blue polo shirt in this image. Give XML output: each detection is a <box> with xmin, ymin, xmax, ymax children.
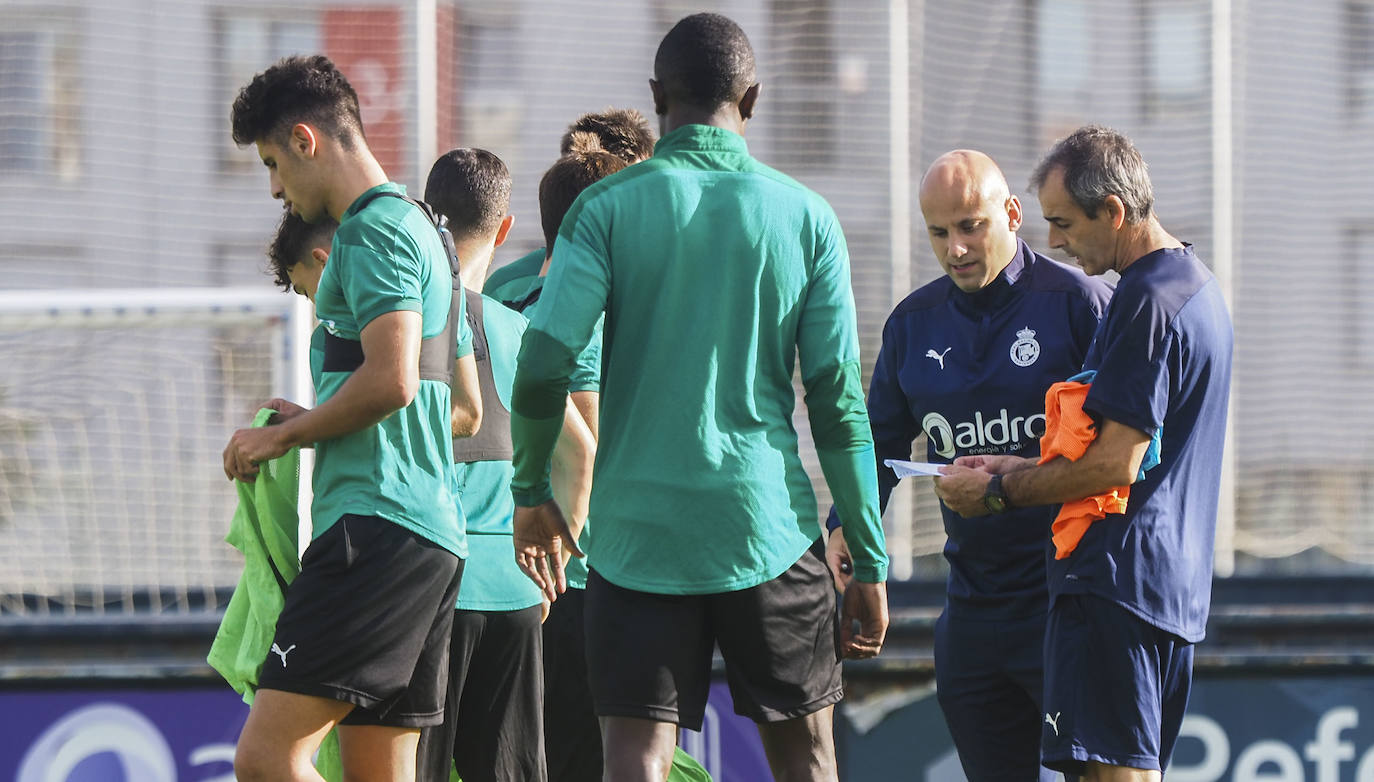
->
<box><xmin>1054</xmin><ymin>245</ymin><xmax>1233</xmax><ymax>643</ymax></box>
<box><xmin>831</xmin><ymin>240</ymin><xmax>1113</xmax><ymax>619</ymax></box>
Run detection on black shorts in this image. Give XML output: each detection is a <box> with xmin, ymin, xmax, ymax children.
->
<box><xmin>416</xmin><ymin>605</ymin><xmax>546</xmax><ymax>782</ymax></box>
<box><xmin>585</xmin><ymin>538</ymin><xmax>842</xmax><ymax>731</ymax></box>
<box><xmin>542</xmin><ymin>587</ymin><xmax>603</xmax><ymax>782</ymax></box>
<box><xmin>258</xmin><ymin>514</ymin><xmax>463</xmax><ymax>728</ymax></box>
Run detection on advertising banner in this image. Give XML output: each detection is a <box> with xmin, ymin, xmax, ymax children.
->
<box><xmin>0</xmin><ymin>682</ymin><xmax>767</xmax><ymax>781</ymax></box>
<box><xmin>839</xmin><ymin>676</ymin><xmax>1374</xmax><ymax>782</ymax></box>
<box><xmin>0</xmin><ymin>688</ymin><xmax>247</xmax><ymax>782</ymax></box>
<box><xmin>9</xmin><ymin>676</ymin><xmax>1374</xmax><ymax>780</ymax></box>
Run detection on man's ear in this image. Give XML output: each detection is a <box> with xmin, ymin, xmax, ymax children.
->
<box><xmin>290</xmin><ymin>123</ymin><xmax>319</xmax><ymax>159</ymax></box>
<box><xmin>1104</xmin><ymin>194</ymin><xmax>1127</xmax><ymax>230</ymax></box>
<box><xmin>649</xmin><ymin>78</ymin><xmax>668</xmax><ymax>116</ymax></box>
<box><xmin>310</xmin><ymin>247</ymin><xmax>330</xmax><ymax>265</ymax></box>
<box><xmin>738</xmin><ymin>83</ymin><xmax>761</xmax><ymax>120</ymax></box>
<box><xmin>1006</xmin><ymin>195</ymin><xmax>1023</xmax><ymax>232</ymax></box>
<box><xmin>494</xmin><ymin>214</ymin><xmax>514</xmax><ymax>248</ymax></box>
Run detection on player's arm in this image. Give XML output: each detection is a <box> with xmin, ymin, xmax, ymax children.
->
<box><xmin>567</xmin><ymin>320</ymin><xmax>602</xmax><ymax>439</ymax></box>
<box><xmin>806</xmin><ymin>362</ymin><xmax>886</xmax><ymax>584</ymax></box>
<box><xmin>828</xmin><ymin>319</ymin><xmax>919</xmax><ymax>527</ymax></box>
<box><xmin>510</xmin><ymin>331</ymin><xmax>583</xmax><ymax>602</ymax></box>
<box><xmin>551</xmin><ymin>396</ymin><xmax>595</xmax><ymax>566</ymax></box>
<box><xmin>825</xmin><ymin>322</ymin><xmax>915</xmax><ymax>590</ymax></box>
<box><xmin>936</xmin><ymin>418</ymin><xmax>1151</xmax><ymax>516</ymax></box>
<box><xmin>451</xmin><ymin>298</ymin><xmax>482</xmax><ymax>437</ymax></box>
<box><xmin>805</xmin><ymin>362</ymin><xmax>889</xmax><ymax>660</ymax></box>
<box><xmin>569</xmin><ymin>391</ymin><xmax>599</xmax><ymax>440</ymax></box>
<box><xmin>224</xmin><ymin>310</ymin><xmax>422</xmax><ymax>481</ymax></box>
<box><xmin>511</xmin><ymin>198</ymin><xmax>609</xmax><ymax>598</ymax></box>
<box><xmin>511</xmin><ymin>243</ymin><xmax>607</xmax><ymax>507</ymax></box>
<box><xmin>511</xmin><ymin>328</ymin><xmax>577</xmax><ymax>506</ymax></box>
<box><xmin>451</xmin><ymin>355</ymin><xmax>482</xmax><ymax>437</ymax></box>
<box><xmin>797</xmin><ymin>210</ymin><xmax>888</xmax><ymax>659</ymax></box>
<box><xmin>1007</xmin><ymin>418</ymin><xmax>1151</xmax><ymax>501</ymax></box>
<box><xmin>799</xmin><ymin>218</ymin><xmax>887</xmax><ymax>584</ymax></box>
<box><xmin>257</xmin><ymin>398</ymin><xmax>308</xmax><ymax>425</ymax></box>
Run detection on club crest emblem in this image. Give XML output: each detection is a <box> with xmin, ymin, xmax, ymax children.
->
<box><xmin>1010</xmin><ymin>327</ymin><xmax>1040</xmax><ymax>367</ymax></box>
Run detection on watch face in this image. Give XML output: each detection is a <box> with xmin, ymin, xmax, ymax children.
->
<box><xmin>983</xmin><ymin>475</ymin><xmax>1008</xmax><ymax>513</ymax></box>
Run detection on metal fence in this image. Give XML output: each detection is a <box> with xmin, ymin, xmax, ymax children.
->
<box><xmin>0</xmin><ymin>0</ymin><xmax>1367</xmax><ymax>615</ymax></box>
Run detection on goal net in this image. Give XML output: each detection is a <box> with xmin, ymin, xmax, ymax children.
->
<box><xmin>0</xmin><ymin>289</ymin><xmax>310</xmax><ymax>617</ymax></box>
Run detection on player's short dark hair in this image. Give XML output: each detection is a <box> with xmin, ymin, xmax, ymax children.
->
<box><xmin>424</xmin><ymin>148</ymin><xmax>512</xmax><ymax>241</ymax></box>
<box><xmin>1029</xmin><ymin>125</ymin><xmax>1155</xmax><ymax>224</ymax></box>
<box><xmin>266</xmin><ymin>210</ymin><xmax>337</xmax><ymax>292</ymax></box>
<box><xmin>653</xmin><ymin>13</ymin><xmax>756</xmax><ymax>111</ymax></box>
<box><xmin>231</xmin><ymin>55</ymin><xmax>365</xmax><ymax>148</ymax></box>
<box><xmin>539</xmin><ymin>133</ymin><xmax>629</xmax><ymax>250</ymax></box>
<box><xmin>560</xmin><ymin>108</ymin><xmax>656</xmax><ymax>163</ymax></box>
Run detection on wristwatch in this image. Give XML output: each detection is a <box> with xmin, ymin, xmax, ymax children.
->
<box><xmin>982</xmin><ymin>474</ymin><xmax>1011</xmax><ymax>514</ymax></box>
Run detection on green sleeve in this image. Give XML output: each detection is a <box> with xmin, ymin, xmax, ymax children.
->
<box><xmin>797</xmin><ymin>212</ymin><xmax>887</xmax><ymax>582</ymax></box>
<box><xmin>528</xmin><ymin>191</ymin><xmax>611</xmax><ymax>355</ymax></box>
<box><xmin>796</xmin><ymin>211</ymin><xmax>860</xmax><ymax>375</ymax></box>
<box><xmin>333</xmin><ymin>239</ymin><xmax>424</xmax><ymax>333</ymax></box>
<box><xmin>568</xmin><ymin>318</ymin><xmax>603</xmax><ymax>393</ymax></box>
<box><xmin>512</xmin><ymin>193</ymin><xmax>612</xmax><ymax>505</ymax></box>
<box><xmin>806</xmin><ymin>362</ymin><xmax>888</xmax><ymax>583</ymax></box>
<box><xmin>510</xmin><ymin>328</ymin><xmax>578</xmax><ymax>506</ymax></box>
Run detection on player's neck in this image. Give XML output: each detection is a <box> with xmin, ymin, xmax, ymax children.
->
<box><xmin>1116</xmin><ymin>218</ymin><xmax>1184</xmax><ymax>273</ymax></box>
<box><xmin>325</xmin><ymin>150</ymin><xmax>390</xmax><ymax>222</ymax></box>
<box><xmin>660</xmin><ymin>106</ymin><xmax>746</xmax><ymax>137</ymax></box>
<box><xmin>456</xmin><ymin>239</ymin><xmax>496</xmax><ymax>289</ymax></box>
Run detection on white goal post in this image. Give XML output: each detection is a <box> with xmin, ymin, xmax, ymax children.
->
<box><xmin>0</xmin><ymin>287</ymin><xmax>313</xmax><ymax>617</ymax></box>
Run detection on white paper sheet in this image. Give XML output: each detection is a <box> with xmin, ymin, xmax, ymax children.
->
<box><xmin>883</xmin><ymin>459</ymin><xmax>948</xmax><ymax>478</ymax></box>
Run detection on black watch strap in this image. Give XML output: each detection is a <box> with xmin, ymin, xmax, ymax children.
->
<box><xmin>983</xmin><ymin>473</ymin><xmax>1010</xmax><ymax>514</ymax></box>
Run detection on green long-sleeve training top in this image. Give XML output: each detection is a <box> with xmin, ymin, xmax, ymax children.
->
<box><xmin>510</xmin><ymin>124</ymin><xmax>888</xmax><ymax>593</ymax></box>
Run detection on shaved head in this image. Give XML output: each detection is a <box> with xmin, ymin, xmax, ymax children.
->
<box><xmin>919</xmin><ymin>149</ymin><xmax>1012</xmax><ymax>211</ymax></box>
<box><xmin>918</xmin><ymin>149</ymin><xmax>1023</xmax><ymax>292</ymax></box>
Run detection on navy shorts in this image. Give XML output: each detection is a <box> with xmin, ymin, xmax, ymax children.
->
<box><xmin>935</xmin><ymin>610</ymin><xmax>1056</xmax><ymax>782</ymax></box>
<box><xmin>1041</xmin><ymin>593</ymin><xmax>1193</xmax><ymax>774</ymax></box>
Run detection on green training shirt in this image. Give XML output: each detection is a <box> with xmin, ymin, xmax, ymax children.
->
<box><xmin>511</xmin><ymin>124</ymin><xmax>888</xmax><ymax>593</ymax></box>
<box><xmin>455</xmin><ymin>294</ymin><xmax>543</xmax><ymax>611</ymax></box>
<box><xmin>487</xmin><ymin>251</ymin><xmax>600</xmax><ymax>589</ymax></box>
<box><xmin>483</xmin><ymin>246</ymin><xmax>545</xmax><ymax>301</ymax></box>
<box><xmin>486</xmin><ymin>251</ymin><xmax>603</xmax><ymax>395</ymax></box>
<box><xmin>311</xmin><ymin>182</ymin><xmax>472</xmax><ymax>557</ymax></box>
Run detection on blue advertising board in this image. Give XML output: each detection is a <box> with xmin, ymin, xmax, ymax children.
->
<box><xmin>9</xmin><ymin>676</ymin><xmax>1374</xmax><ymax>780</ymax></box>
<box><xmin>1171</xmin><ymin>678</ymin><xmax>1374</xmax><ymax>782</ymax></box>
<box><xmin>839</xmin><ymin>675</ymin><xmax>1374</xmax><ymax>782</ymax></box>
<box><xmin>0</xmin><ymin>688</ymin><xmax>247</xmax><ymax>782</ymax></box>
<box><xmin>0</xmin><ymin>682</ymin><xmax>770</xmax><ymax>781</ymax></box>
